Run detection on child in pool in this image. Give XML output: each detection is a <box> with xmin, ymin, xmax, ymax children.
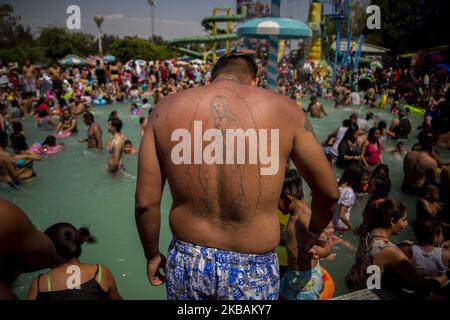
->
<box><xmin>384</xmin><ymin>141</ymin><xmax>408</xmax><ymax>156</ymax></box>
<box><xmin>129</xmin><ymin>103</ymin><xmax>142</xmax><ymax>116</ymax></box>
<box><xmin>40</xmin><ymin>136</ymin><xmax>65</xmax><ymax>155</ymax></box>
<box><xmin>320</xmin><ymin>221</ymin><xmax>356</xmax><ymax>261</ymax></box>
<box><xmin>123</xmin><ymin>140</ymin><xmax>139</xmax><ymax>155</ymax></box>
<box><xmin>278</xmin><ymin>169</ymin><xmax>332</xmax><ymax>300</ymax></box>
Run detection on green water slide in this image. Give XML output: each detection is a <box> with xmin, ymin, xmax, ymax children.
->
<box><xmin>169</xmin><ymin>6</ymin><xmax>247</xmax><ymax>57</ymax></box>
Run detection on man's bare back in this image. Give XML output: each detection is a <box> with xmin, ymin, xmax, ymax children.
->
<box><xmin>87</xmin><ymin>123</ymin><xmax>102</xmax><ymax>150</ymax></box>
<box><xmin>138</xmin><ymin>79</ymin><xmax>339</xmax><ymax>254</ymax></box>
<box><xmin>403</xmin><ymin>150</ymin><xmax>438</xmax><ymax>188</ymax></box>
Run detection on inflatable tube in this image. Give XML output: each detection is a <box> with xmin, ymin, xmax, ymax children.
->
<box><xmin>30</xmin><ymin>143</ymin><xmax>63</xmax><ymax>155</ymax></box>
<box><xmin>132</xmin><ymin>109</ymin><xmax>143</xmax><ymax>116</ymax></box>
<box><xmin>379</xmin><ymin>95</ymin><xmax>388</xmax><ymax>109</ymax></box>
<box><xmin>404</xmin><ymin>105</ymin><xmax>425</xmax><ymax>117</ymax></box>
<box><xmin>63</xmin><ymin>90</ymin><xmax>73</xmax><ymax>101</ymax></box>
<box><xmin>93</xmin><ymin>98</ymin><xmax>107</xmax><ymax>106</ymax></box>
<box><xmin>54</xmin><ymin>131</ymin><xmax>72</xmax><ymax>138</ymax></box>
<box><xmin>320</xmin><ymin>267</ymin><xmax>335</xmax><ymax>300</ymax></box>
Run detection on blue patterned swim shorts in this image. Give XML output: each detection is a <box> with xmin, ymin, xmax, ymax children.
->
<box><xmin>280</xmin><ymin>263</ymin><xmax>323</xmax><ymax>300</ymax></box>
<box><xmin>166</xmin><ymin>238</ymin><xmax>280</xmax><ymax>300</ymax></box>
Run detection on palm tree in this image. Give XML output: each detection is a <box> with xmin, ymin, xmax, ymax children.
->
<box><xmin>94</xmin><ymin>15</ymin><xmax>104</xmax><ymax>56</ymax></box>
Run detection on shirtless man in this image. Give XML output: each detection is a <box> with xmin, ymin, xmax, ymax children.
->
<box><xmin>402</xmin><ymin>133</ymin><xmax>438</xmax><ymax>196</ymax></box>
<box><xmin>70</xmin><ymin>98</ymin><xmax>86</xmax><ymax>116</ymax></box>
<box><xmin>307</xmin><ymin>96</ymin><xmax>327</xmax><ymax>118</ymax></box>
<box><xmin>135</xmin><ymin>53</ymin><xmax>339</xmax><ymax>300</ymax></box>
<box><xmin>0</xmin><ymin>198</ymin><xmax>57</xmax><ymax>299</ymax></box>
<box><xmin>106</xmin><ymin>118</ymin><xmax>125</xmax><ymax>173</ymax></box>
<box><xmin>49</xmin><ymin>63</ymin><xmax>62</xmax><ymax>91</ymax></box>
<box><xmin>79</xmin><ymin>112</ymin><xmax>102</xmax><ymax>151</ymax></box>
<box><xmin>22</xmin><ymin>60</ymin><xmax>36</xmax><ymax>96</ymax></box>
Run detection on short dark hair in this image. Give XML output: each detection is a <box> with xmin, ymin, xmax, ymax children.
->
<box><xmin>83</xmin><ymin>112</ymin><xmax>94</xmax><ymax>122</ymax></box>
<box><xmin>211</xmin><ymin>52</ymin><xmax>258</xmax><ymax>81</ymax></box>
<box><xmin>413</xmin><ymin>219</ymin><xmax>442</xmax><ymax>246</ymax></box>
<box><xmin>110</xmin><ymin>118</ymin><xmax>123</xmax><ymax>132</ymax></box>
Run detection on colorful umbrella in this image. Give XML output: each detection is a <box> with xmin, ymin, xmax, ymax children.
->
<box><xmin>58</xmin><ymin>55</ymin><xmax>86</xmax><ymax>66</ymax></box>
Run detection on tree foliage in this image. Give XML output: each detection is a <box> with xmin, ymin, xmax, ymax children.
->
<box><xmin>109</xmin><ymin>37</ymin><xmax>176</xmax><ymax>61</ymax></box>
<box><xmin>38</xmin><ymin>26</ymin><xmax>95</xmax><ymax>62</ymax></box>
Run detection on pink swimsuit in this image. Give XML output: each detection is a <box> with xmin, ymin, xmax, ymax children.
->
<box><xmin>366</xmin><ymin>142</ymin><xmax>381</xmax><ymax>166</ymax></box>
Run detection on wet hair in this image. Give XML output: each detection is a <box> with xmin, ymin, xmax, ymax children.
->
<box><xmin>342</xmin><ymin>119</ymin><xmax>352</xmax><ymax>127</ymax></box>
<box><xmin>349</xmin><ymin>113</ymin><xmax>358</xmax><ymax>121</ymax></box>
<box><xmin>342</xmin><ymin>125</ymin><xmax>358</xmax><ymax>141</ymax></box>
<box><xmin>366</xmin><ymin>112</ymin><xmax>374</xmax><ymax>121</ymax></box>
<box><xmin>280</xmin><ymin>169</ymin><xmax>304</xmax><ymax>200</ymax></box>
<box><xmin>371</xmin><ymin>164</ymin><xmax>390</xmax><ymax>179</ymax></box>
<box><xmin>124</xmin><ymin>140</ymin><xmax>132</xmax><ymax>146</ymax></box>
<box><xmin>44</xmin><ymin>223</ymin><xmax>97</xmax><ymax>261</ymax></box>
<box><xmin>83</xmin><ymin>112</ymin><xmax>94</xmax><ymax>122</ymax></box>
<box><xmin>42</xmin><ymin>135</ymin><xmax>56</xmax><ymax>147</ymax></box>
<box><xmin>367</xmin><ymin>175</ymin><xmax>391</xmax><ymax>200</ymax></box>
<box><xmin>139</xmin><ymin>117</ymin><xmax>145</xmax><ymax>125</ymax></box>
<box><xmin>413</xmin><ymin>219</ymin><xmax>442</xmax><ymax>246</ymax></box>
<box><xmin>11</xmin><ymin>121</ymin><xmax>23</xmax><ymax>134</ymax></box>
<box><xmin>378</xmin><ymin>120</ymin><xmax>387</xmax><ymax>130</ymax></box>
<box><xmin>211</xmin><ymin>53</ymin><xmax>258</xmax><ymax>82</ymax></box>
<box><xmin>108</xmin><ymin>110</ymin><xmax>119</xmax><ymax>122</ymax></box>
<box><xmin>418</xmin><ymin>131</ymin><xmax>433</xmax><ymax>151</ymax></box>
<box><xmin>338</xmin><ymin>163</ymin><xmax>362</xmax><ymax>190</ymax></box>
<box><xmin>362</xmin><ymin>199</ymin><xmax>407</xmax><ymax>234</ymax></box>
<box><xmin>420</xmin><ymin>183</ymin><xmax>439</xmax><ymax>198</ymax></box>
<box><xmin>11</xmin><ymin>134</ymin><xmax>29</xmax><ymax>153</ymax></box>
<box><xmin>143</xmin><ymin>98</ymin><xmax>148</xmax><ymax>104</ymax></box>
<box><xmin>109</xmin><ymin>118</ymin><xmax>123</xmax><ymax>133</ymax></box>
<box><xmin>396</xmin><ymin>141</ymin><xmax>404</xmax><ymax>149</ymax></box>
<box><xmin>367</xmin><ymin>127</ymin><xmax>380</xmax><ymax>143</ymax></box>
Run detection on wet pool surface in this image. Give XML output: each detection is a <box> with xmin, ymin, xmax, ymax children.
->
<box><xmin>4</xmin><ymin>95</ymin><xmax>449</xmax><ymax>299</ymax></box>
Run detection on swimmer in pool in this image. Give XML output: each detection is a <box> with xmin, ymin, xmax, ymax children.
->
<box><xmin>106</xmin><ymin>118</ymin><xmax>125</xmax><ymax>174</ymax></box>
<box><xmin>124</xmin><ymin>140</ymin><xmax>139</xmax><ymax>155</ymax></box>
<box><xmin>79</xmin><ymin>112</ymin><xmax>102</xmax><ymax>151</ymax></box>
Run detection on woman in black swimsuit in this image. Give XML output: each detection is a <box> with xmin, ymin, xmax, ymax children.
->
<box><xmin>28</xmin><ymin>223</ymin><xmax>122</xmax><ymax>300</ymax></box>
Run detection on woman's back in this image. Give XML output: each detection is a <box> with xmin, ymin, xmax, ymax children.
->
<box><xmin>35</xmin><ymin>263</ymin><xmax>108</xmax><ymax>301</ymax></box>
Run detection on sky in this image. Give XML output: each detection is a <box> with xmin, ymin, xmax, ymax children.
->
<box><xmin>1</xmin><ymin>0</ymin><xmax>312</xmax><ymax>40</ymax></box>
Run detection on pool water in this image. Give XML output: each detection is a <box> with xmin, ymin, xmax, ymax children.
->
<box><xmin>3</xmin><ymin>95</ymin><xmax>449</xmax><ymax>299</ymax></box>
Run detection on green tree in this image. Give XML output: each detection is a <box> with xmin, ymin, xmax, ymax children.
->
<box><xmin>0</xmin><ymin>4</ymin><xmax>34</xmax><ymax>48</ymax></box>
<box><xmin>38</xmin><ymin>26</ymin><xmax>95</xmax><ymax>62</ymax></box>
<box><xmin>109</xmin><ymin>37</ymin><xmax>175</xmax><ymax>61</ymax></box>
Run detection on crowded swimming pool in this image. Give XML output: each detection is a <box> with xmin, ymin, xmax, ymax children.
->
<box><xmin>3</xmin><ymin>96</ymin><xmax>449</xmax><ymax>299</ymax></box>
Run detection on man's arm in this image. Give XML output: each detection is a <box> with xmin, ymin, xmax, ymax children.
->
<box><xmin>0</xmin><ymin>199</ymin><xmax>57</xmax><ymax>287</ymax></box>
<box><xmin>289</xmin><ymin>104</ymin><xmax>340</xmax><ymax>239</ymax></box>
<box><xmin>135</xmin><ymin>115</ymin><xmax>167</xmax><ymax>285</ymax></box>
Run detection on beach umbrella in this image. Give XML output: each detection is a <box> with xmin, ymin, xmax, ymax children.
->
<box><xmin>58</xmin><ymin>55</ymin><xmax>86</xmax><ymax>66</ymax></box>
<box><xmin>135</xmin><ymin>59</ymin><xmax>147</xmax><ymax>67</ymax></box>
<box><xmin>238</xmin><ymin>18</ymin><xmax>312</xmax><ymax>40</ymax></box>
<box><xmin>103</xmin><ymin>55</ymin><xmax>116</xmax><ymax>63</ymax></box>
<box><xmin>370</xmin><ymin>61</ymin><xmax>383</xmax><ymax>70</ymax></box>
<box><xmin>238</xmin><ymin>17</ymin><xmax>312</xmax><ymax>90</ymax></box>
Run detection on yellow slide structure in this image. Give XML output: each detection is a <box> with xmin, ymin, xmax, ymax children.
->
<box><xmin>307</xmin><ymin>1</ymin><xmax>322</xmax><ymax>62</ymax></box>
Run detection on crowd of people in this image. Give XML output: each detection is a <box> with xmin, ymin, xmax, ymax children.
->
<box><xmin>0</xmin><ymin>51</ymin><xmax>449</xmax><ymax>300</ymax></box>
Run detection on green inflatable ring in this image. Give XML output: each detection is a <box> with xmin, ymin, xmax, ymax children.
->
<box><xmin>404</xmin><ymin>105</ymin><xmax>425</xmax><ymax>117</ymax></box>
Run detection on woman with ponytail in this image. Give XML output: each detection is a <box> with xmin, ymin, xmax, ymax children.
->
<box><xmin>28</xmin><ymin>223</ymin><xmax>121</xmax><ymax>300</ymax></box>
<box><xmin>345</xmin><ymin>199</ymin><xmax>447</xmax><ymax>298</ymax></box>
